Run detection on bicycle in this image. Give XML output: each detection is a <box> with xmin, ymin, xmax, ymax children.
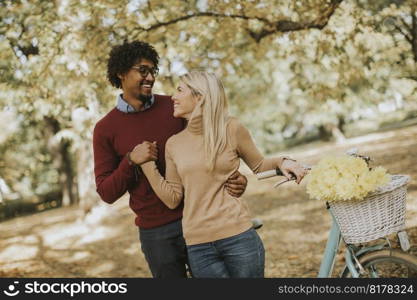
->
<box><xmin>256</xmin><ymin>149</ymin><xmax>417</xmax><ymax>278</ymax></box>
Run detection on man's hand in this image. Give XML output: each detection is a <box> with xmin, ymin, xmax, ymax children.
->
<box><xmin>280</xmin><ymin>159</ymin><xmax>308</xmax><ymax>184</ymax></box>
<box><xmin>225</xmin><ymin>170</ymin><xmax>248</xmax><ymax>198</ymax></box>
<box><xmin>129</xmin><ymin>141</ymin><xmax>158</xmax><ymax>165</ymax></box>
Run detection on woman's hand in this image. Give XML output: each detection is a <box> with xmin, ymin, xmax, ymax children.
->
<box><xmin>129</xmin><ymin>141</ymin><xmax>158</xmax><ymax>165</ymax></box>
<box><xmin>280</xmin><ymin>159</ymin><xmax>308</xmax><ymax>184</ymax></box>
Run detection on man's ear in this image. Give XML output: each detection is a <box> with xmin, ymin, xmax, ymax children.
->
<box><xmin>117</xmin><ymin>73</ymin><xmax>124</xmax><ymax>81</ymax></box>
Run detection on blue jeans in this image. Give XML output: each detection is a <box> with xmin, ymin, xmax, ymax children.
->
<box><xmin>186</xmin><ymin>228</ymin><xmax>265</xmax><ymax>278</ymax></box>
<box><xmin>139</xmin><ymin>219</ymin><xmax>188</xmax><ymax>278</ymax></box>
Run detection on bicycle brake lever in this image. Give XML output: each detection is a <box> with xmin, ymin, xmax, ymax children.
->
<box><xmin>273</xmin><ymin>177</ymin><xmax>295</xmax><ymax>188</ymax></box>
<box><xmin>273</xmin><ymin>165</ymin><xmax>311</xmax><ymax>188</ymax></box>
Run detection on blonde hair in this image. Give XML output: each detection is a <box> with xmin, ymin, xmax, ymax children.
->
<box><xmin>180</xmin><ymin>71</ymin><xmax>229</xmax><ymax>171</ymax></box>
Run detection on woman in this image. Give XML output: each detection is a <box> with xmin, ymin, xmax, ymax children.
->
<box><xmin>140</xmin><ymin>71</ymin><xmax>307</xmax><ymax>278</ymax></box>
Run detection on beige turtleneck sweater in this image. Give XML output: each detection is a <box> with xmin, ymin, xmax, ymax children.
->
<box><xmin>141</xmin><ymin>105</ymin><xmax>287</xmax><ymax>245</ymax></box>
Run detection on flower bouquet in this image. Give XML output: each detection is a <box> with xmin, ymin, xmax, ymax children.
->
<box><xmin>306</xmin><ymin>155</ymin><xmax>390</xmax><ymax>203</ymax></box>
<box><xmin>306</xmin><ymin>155</ymin><xmax>410</xmax><ymax>244</ymax></box>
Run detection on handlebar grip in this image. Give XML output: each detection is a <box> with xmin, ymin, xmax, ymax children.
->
<box><xmin>256</xmin><ymin>168</ymin><xmax>283</xmax><ymax>180</ymax></box>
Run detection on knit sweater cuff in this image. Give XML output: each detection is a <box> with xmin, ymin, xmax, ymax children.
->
<box><xmin>120</xmin><ymin>154</ymin><xmax>136</xmax><ymax>178</ymax></box>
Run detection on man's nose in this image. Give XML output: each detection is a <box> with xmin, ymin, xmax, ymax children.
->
<box><xmin>145</xmin><ymin>72</ymin><xmax>154</xmax><ymax>81</ymax></box>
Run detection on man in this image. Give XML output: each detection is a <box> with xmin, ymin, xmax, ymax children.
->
<box><xmin>93</xmin><ymin>40</ymin><xmax>248</xmax><ymax>278</ymax></box>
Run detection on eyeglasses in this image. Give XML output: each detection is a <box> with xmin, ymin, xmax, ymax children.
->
<box><xmin>131</xmin><ymin>65</ymin><xmax>159</xmax><ymax>78</ymax></box>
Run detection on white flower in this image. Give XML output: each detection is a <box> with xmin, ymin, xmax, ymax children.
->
<box><xmin>306</xmin><ymin>156</ymin><xmax>390</xmax><ymax>202</ymax></box>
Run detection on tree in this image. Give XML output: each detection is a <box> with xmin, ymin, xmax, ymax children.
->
<box><xmin>1</xmin><ymin>0</ymin><xmax>416</xmax><ymax>213</ymax></box>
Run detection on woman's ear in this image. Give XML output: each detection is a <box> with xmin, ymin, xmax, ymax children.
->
<box><xmin>117</xmin><ymin>73</ymin><xmax>124</xmax><ymax>81</ymax></box>
<box><xmin>196</xmin><ymin>95</ymin><xmax>204</xmax><ymax>108</ymax></box>
<box><xmin>195</xmin><ymin>94</ymin><xmax>203</xmax><ymax>102</ymax></box>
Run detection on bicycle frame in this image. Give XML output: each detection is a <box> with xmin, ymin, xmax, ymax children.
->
<box><xmin>318</xmin><ymin>212</ymin><xmax>342</xmax><ymax>277</ymax></box>
<box><xmin>318</xmin><ymin>208</ymin><xmax>389</xmax><ymax>278</ymax></box>
<box><xmin>255</xmin><ymin>153</ymin><xmax>408</xmax><ymax>278</ymax></box>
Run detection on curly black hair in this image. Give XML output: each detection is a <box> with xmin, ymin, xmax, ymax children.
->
<box><xmin>107</xmin><ymin>40</ymin><xmax>160</xmax><ymax>88</ymax></box>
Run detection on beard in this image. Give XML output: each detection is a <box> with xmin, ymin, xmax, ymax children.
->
<box><xmin>138</xmin><ymin>93</ymin><xmax>152</xmax><ymax>104</ymax></box>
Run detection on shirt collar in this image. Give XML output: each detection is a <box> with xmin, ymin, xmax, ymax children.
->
<box><xmin>116</xmin><ymin>94</ymin><xmax>155</xmax><ymax>113</ymax></box>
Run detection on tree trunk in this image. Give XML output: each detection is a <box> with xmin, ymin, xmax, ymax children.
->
<box><xmin>0</xmin><ymin>184</ymin><xmax>4</xmax><ymax>203</ymax></box>
<box><xmin>412</xmin><ymin>8</ymin><xmax>417</xmax><ymax>64</ymax></box>
<box><xmin>76</xmin><ymin>139</ymin><xmax>99</xmax><ymax>217</ymax></box>
<box><xmin>44</xmin><ymin>117</ymin><xmax>79</xmax><ymax>206</ymax></box>
<box><xmin>334</xmin><ymin>116</ymin><xmax>346</xmax><ymax>144</ymax></box>
<box><xmin>318</xmin><ymin>117</ymin><xmax>346</xmax><ymax>143</ymax></box>
<box><xmin>318</xmin><ymin>124</ymin><xmax>332</xmax><ymax>141</ymax></box>
<box><xmin>59</xmin><ymin>140</ymin><xmax>79</xmax><ymax>206</ymax></box>
<box><xmin>332</xmin><ymin>126</ymin><xmax>346</xmax><ymax>144</ymax></box>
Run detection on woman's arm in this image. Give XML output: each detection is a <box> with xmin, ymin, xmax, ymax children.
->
<box><xmin>233</xmin><ymin>119</ymin><xmax>306</xmax><ymax>183</ymax></box>
<box><xmin>140</xmin><ymin>142</ymin><xmax>184</xmax><ymax>209</ymax></box>
<box><xmin>234</xmin><ymin>120</ymin><xmax>286</xmax><ymax>172</ymax></box>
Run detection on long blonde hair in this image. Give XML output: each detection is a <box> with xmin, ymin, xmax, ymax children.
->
<box><xmin>180</xmin><ymin>71</ymin><xmax>229</xmax><ymax>171</ymax></box>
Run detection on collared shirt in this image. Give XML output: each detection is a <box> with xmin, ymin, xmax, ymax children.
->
<box><xmin>116</xmin><ymin>94</ymin><xmax>155</xmax><ymax>113</ymax></box>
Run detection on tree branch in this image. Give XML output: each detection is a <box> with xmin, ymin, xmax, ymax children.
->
<box><xmin>393</xmin><ymin>22</ymin><xmax>413</xmax><ymax>43</ymax></box>
<box><xmin>249</xmin><ymin>0</ymin><xmax>344</xmax><ymax>42</ymax></box>
<box><xmin>399</xmin><ymin>17</ymin><xmax>412</xmax><ymax>35</ymax></box>
<box><xmin>403</xmin><ymin>76</ymin><xmax>417</xmax><ymax>81</ymax></box>
<box><xmin>147</xmin><ymin>1</ymin><xmax>162</xmax><ymax>24</ymax></box>
<box><xmin>143</xmin><ymin>11</ymin><xmax>272</xmax><ymax>33</ymax></box>
<box><xmin>133</xmin><ymin>0</ymin><xmax>343</xmax><ymax>43</ymax></box>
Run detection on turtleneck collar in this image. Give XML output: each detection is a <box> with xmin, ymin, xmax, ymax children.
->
<box><xmin>186</xmin><ymin>102</ymin><xmax>203</xmax><ymax>135</ymax></box>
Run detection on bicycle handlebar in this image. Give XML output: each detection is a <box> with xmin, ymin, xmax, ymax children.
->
<box><xmin>256</xmin><ymin>168</ymin><xmax>284</xmax><ymax>180</ymax></box>
<box><xmin>256</xmin><ymin>148</ymin><xmax>372</xmax><ymax>187</ymax></box>
<box><xmin>256</xmin><ymin>165</ymin><xmax>311</xmax><ymax>180</ymax></box>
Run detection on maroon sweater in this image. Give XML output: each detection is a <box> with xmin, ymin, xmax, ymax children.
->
<box><xmin>93</xmin><ymin>95</ymin><xmax>185</xmax><ymax>228</ymax></box>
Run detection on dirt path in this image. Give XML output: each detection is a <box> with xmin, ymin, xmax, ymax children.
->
<box><xmin>1</xmin><ymin>125</ymin><xmax>417</xmax><ymax>277</ymax></box>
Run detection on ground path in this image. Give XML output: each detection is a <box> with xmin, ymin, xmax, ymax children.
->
<box><xmin>1</xmin><ymin>125</ymin><xmax>417</xmax><ymax>277</ymax></box>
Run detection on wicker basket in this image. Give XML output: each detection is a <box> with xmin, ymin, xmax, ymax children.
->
<box><xmin>329</xmin><ymin>174</ymin><xmax>410</xmax><ymax>244</ymax></box>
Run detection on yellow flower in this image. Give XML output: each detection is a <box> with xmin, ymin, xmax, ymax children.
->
<box><xmin>306</xmin><ymin>155</ymin><xmax>390</xmax><ymax>202</ymax></box>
